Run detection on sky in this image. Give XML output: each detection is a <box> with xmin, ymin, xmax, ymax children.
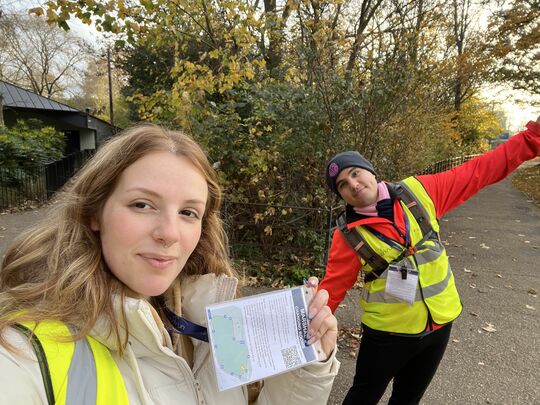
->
<box><xmin>3</xmin><ymin>0</ymin><xmax>538</xmax><ymax>133</ymax></box>
<box><xmin>480</xmin><ymin>86</ymin><xmax>538</xmax><ymax>133</ymax></box>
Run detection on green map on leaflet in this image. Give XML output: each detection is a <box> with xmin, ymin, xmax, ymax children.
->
<box><xmin>209</xmin><ymin>306</ymin><xmax>251</xmax><ymax>381</ymax></box>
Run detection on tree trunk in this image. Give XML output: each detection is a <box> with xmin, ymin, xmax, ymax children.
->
<box><xmin>263</xmin><ymin>0</ymin><xmax>291</xmax><ymax>78</ymax></box>
<box><xmin>345</xmin><ymin>0</ymin><xmax>384</xmax><ymax>84</ymax></box>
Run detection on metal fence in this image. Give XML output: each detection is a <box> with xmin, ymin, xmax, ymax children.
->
<box><xmin>0</xmin><ymin>151</ymin><xmax>479</xmax><ymax>283</ymax></box>
<box><xmin>0</xmin><ymin>166</ymin><xmax>47</xmax><ymax>208</ymax></box>
<box><xmin>419</xmin><ymin>154</ymin><xmax>480</xmax><ymax>175</ymax></box>
<box><xmin>0</xmin><ymin>150</ymin><xmax>94</xmax><ymax>209</ymax></box>
<box><xmin>222</xmin><ymin>201</ymin><xmax>341</xmax><ymax>268</ymax></box>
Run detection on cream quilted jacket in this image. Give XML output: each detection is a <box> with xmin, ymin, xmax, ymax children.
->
<box><xmin>0</xmin><ymin>274</ymin><xmax>339</xmax><ymax>404</ymax></box>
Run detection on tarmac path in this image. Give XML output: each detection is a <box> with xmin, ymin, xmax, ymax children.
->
<box><xmin>0</xmin><ymin>174</ymin><xmax>538</xmax><ymax>405</ymax></box>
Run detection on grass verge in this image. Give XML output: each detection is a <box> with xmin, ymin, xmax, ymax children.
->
<box><xmin>512</xmin><ymin>160</ymin><xmax>540</xmax><ymax>208</ymax></box>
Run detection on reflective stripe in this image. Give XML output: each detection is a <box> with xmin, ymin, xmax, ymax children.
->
<box><xmin>363</xmin><ymin>267</ymin><xmax>452</xmax><ymax>303</ymax></box>
<box><xmin>19</xmin><ymin>321</ymin><xmax>129</xmax><ymax>405</ymax></box>
<box><xmin>66</xmin><ymin>338</ymin><xmax>97</xmax><ymax>405</ymax></box>
<box><xmin>422</xmin><ymin>267</ymin><xmax>452</xmax><ymax>299</ymax></box>
<box><xmin>87</xmin><ymin>336</ymin><xmax>130</xmax><ymax>405</ymax></box>
<box><xmin>413</xmin><ymin>239</ymin><xmax>444</xmax><ymax>265</ymax></box>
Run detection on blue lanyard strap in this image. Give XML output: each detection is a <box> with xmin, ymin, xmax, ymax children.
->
<box><xmin>155</xmin><ymin>296</ymin><xmax>209</xmax><ymax>342</ymax></box>
<box><xmin>367</xmin><ymin>201</ymin><xmax>417</xmax><ymax>256</ymax></box>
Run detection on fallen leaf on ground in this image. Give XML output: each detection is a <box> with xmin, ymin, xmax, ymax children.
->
<box><xmin>468</xmin><ymin>236</ymin><xmax>477</xmax><ymax>239</ymax></box>
<box><xmin>482</xmin><ymin>323</ymin><xmax>496</xmax><ymax>333</ymax></box>
<box><xmin>496</xmin><ymin>274</ymin><xmax>502</xmax><ymax>278</ymax></box>
<box><xmin>464</xmin><ymin>268</ymin><xmax>472</xmax><ymax>273</ymax></box>
<box><xmin>528</xmin><ymin>288</ymin><xmax>538</xmax><ymax>296</ymax></box>
<box><xmin>469</xmin><ymin>312</ymin><xmax>478</xmax><ymax>317</ymax></box>
<box><xmin>478</xmin><ymin>362</ymin><xmax>485</xmax><ymax>366</ymax></box>
<box><xmin>452</xmin><ymin>339</ymin><xmax>460</xmax><ymax>343</ymax></box>
<box><xmin>480</xmin><ymin>243</ymin><xmax>490</xmax><ymax>249</ymax></box>
<box><xmin>526</xmin><ymin>305</ymin><xmax>535</xmax><ymax>310</ymax></box>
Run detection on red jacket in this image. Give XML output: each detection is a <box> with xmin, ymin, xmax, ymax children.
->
<box><xmin>320</xmin><ymin>121</ymin><xmax>540</xmax><ymax>313</ymax></box>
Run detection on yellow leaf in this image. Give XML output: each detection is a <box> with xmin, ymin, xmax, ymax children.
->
<box><xmin>264</xmin><ymin>226</ymin><xmax>273</xmax><ymax>236</ymax></box>
<box><xmin>28</xmin><ymin>7</ymin><xmax>44</xmax><ymax>17</ymax></box>
<box><xmin>254</xmin><ymin>213</ymin><xmax>264</xmax><ymax>223</ymax></box>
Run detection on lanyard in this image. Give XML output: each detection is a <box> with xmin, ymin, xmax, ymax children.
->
<box><xmin>366</xmin><ymin>201</ymin><xmax>415</xmax><ymax>256</ymax></box>
<box><xmin>155</xmin><ymin>296</ymin><xmax>209</xmax><ymax>342</ymax></box>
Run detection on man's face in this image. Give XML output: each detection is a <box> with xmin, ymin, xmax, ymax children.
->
<box><xmin>335</xmin><ymin>167</ymin><xmax>378</xmax><ymax>207</ymax></box>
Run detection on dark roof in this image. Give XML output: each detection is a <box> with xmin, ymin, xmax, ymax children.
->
<box><xmin>0</xmin><ymin>80</ymin><xmax>79</xmax><ymax>112</ymax></box>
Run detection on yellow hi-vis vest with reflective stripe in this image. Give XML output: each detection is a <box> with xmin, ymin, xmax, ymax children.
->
<box><xmin>358</xmin><ymin>176</ymin><xmax>462</xmax><ymax>334</ymax></box>
<box><xmin>18</xmin><ymin>321</ymin><xmax>129</xmax><ymax>405</ymax></box>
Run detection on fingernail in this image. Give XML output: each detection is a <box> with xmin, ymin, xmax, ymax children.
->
<box><xmin>308</xmin><ymin>310</ymin><xmax>315</xmax><ymax>320</ymax></box>
<box><xmin>308</xmin><ymin>336</ymin><xmax>316</xmax><ymax>345</ymax></box>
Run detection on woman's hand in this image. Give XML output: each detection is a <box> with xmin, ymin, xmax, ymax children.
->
<box><xmin>305</xmin><ymin>276</ymin><xmax>338</xmax><ymax>360</ymax></box>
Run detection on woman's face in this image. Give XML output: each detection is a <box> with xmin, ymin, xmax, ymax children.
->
<box><xmin>91</xmin><ymin>151</ymin><xmax>208</xmax><ymax>298</ymax></box>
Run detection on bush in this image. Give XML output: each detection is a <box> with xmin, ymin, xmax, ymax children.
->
<box><xmin>0</xmin><ymin>119</ymin><xmax>65</xmax><ymax>167</ymax></box>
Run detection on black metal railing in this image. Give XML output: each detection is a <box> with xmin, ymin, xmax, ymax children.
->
<box><xmin>0</xmin><ymin>150</ymin><xmax>94</xmax><ymax>209</ymax></box>
<box><xmin>419</xmin><ymin>154</ymin><xmax>480</xmax><ymax>175</ymax></box>
<box><xmin>0</xmin><ymin>166</ymin><xmax>47</xmax><ymax>208</ymax></box>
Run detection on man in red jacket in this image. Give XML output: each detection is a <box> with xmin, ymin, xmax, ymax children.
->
<box><xmin>320</xmin><ymin>117</ymin><xmax>540</xmax><ymax>405</ymax></box>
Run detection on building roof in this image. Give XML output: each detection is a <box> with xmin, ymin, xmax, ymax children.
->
<box><xmin>0</xmin><ymin>80</ymin><xmax>79</xmax><ymax>112</ymax></box>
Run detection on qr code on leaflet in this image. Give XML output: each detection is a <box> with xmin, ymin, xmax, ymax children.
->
<box><xmin>281</xmin><ymin>346</ymin><xmax>301</xmax><ymax>369</ymax></box>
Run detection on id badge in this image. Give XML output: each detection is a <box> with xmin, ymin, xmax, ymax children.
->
<box><xmin>384</xmin><ymin>260</ymin><xmax>418</xmax><ymax>305</ymax></box>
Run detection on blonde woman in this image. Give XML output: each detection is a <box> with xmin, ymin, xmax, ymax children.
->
<box><xmin>0</xmin><ymin>125</ymin><xmax>339</xmax><ymax>404</ymax></box>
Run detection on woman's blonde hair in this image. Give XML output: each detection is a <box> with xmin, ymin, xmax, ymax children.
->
<box><xmin>0</xmin><ymin>124</ymin><xmax>234</xmax><ymax>351</ymax></box>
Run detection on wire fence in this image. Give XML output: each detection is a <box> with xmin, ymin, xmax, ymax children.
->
<box><xmin>0</xmin><ymin>151</ymin><xmax>478</xmax><ymax>284</ymax></box>
<box><xmin>222</xmin><ymin>201</ymin><xmax>341</xmax><ymax>274</ymax></box>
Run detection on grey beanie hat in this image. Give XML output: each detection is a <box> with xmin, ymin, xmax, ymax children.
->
<box><xmin>325</xmin><ymin>151</ymin><xmax>376</xmax><ymax>196</ymax></box>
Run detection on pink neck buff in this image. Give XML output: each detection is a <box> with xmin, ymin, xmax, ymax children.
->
<box><xmin>353</xmin><ymin>182</ymin><xmax>390</xmax><ymax>216</ymax></box>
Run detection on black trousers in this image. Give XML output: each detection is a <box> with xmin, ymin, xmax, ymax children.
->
<box><xmin>342</xmin><ymin>323</ymin><xmax>452</xmax><ymax>405</ymax></box>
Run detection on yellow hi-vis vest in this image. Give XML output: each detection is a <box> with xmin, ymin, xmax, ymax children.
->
<box><xmin>355</xmin><ymin>177</ymin><xmax>462</xmax><ymax>334</ymax></box>
<box><xmin>15</xmin><ymin>321</ymin><xmax>129</xmax><ymax>405</ymax></box>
